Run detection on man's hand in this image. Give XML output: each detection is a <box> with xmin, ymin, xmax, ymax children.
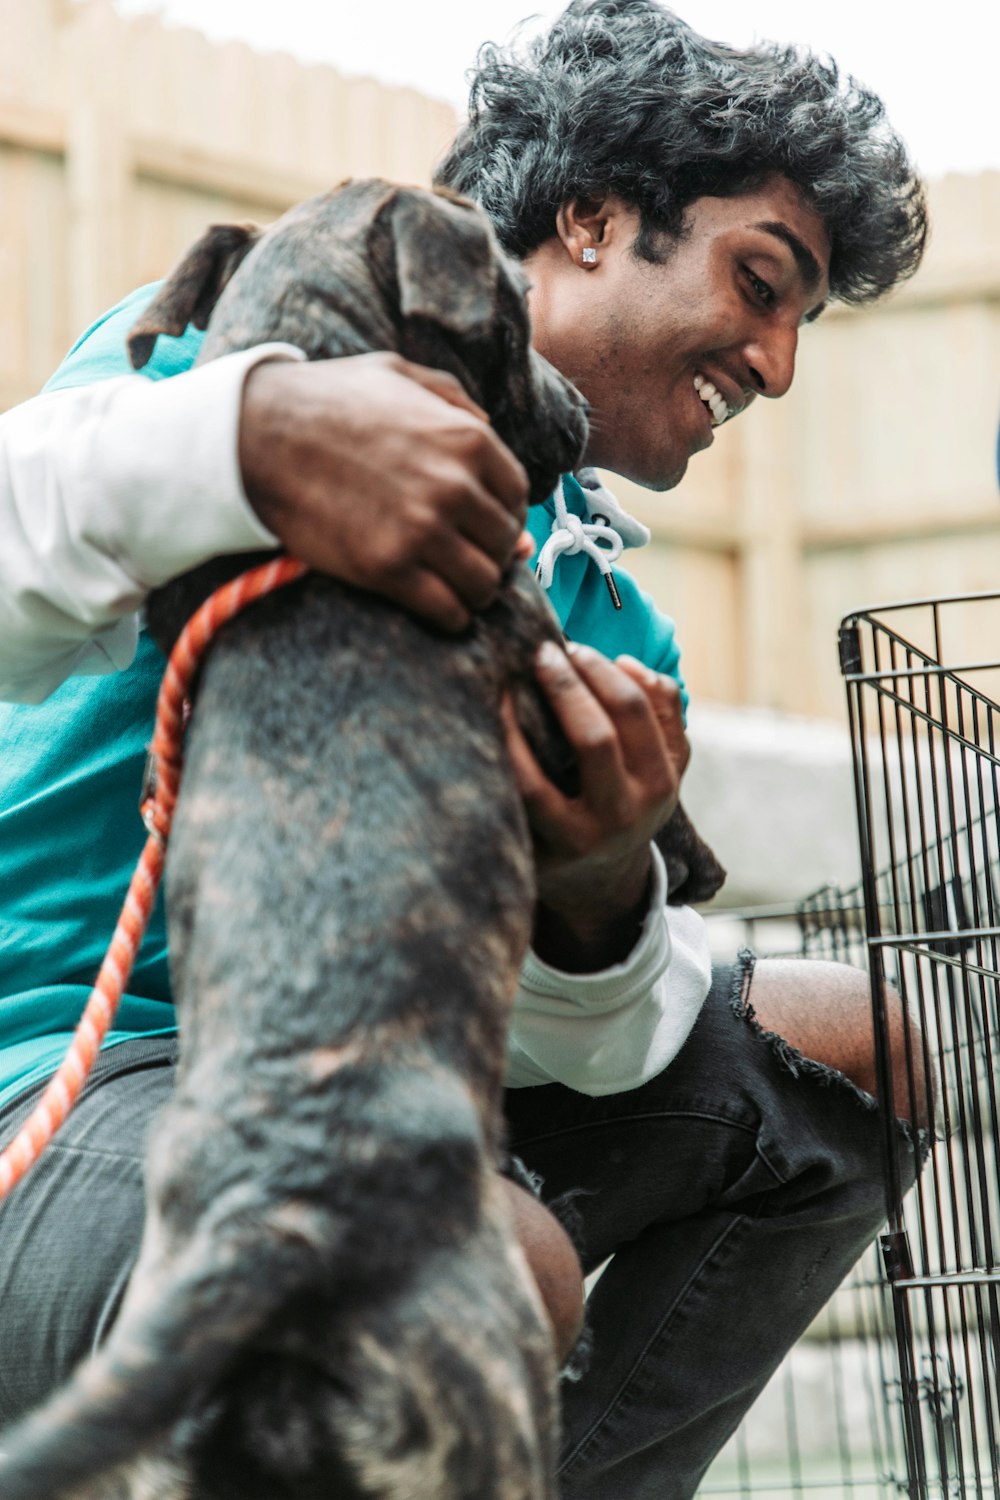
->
<box><xmin>238</xmin><ymin>353</ymin><xmax>531</xmax><ymax>632</ymax></box>
<box><xmin>501</xmin><ymin>642</ymin><xmax>689</xmax><ymax>972</ymax></box>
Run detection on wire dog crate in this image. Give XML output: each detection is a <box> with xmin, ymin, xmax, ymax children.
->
<box><xmin>841</xmin><ymin>592</ymin><xmax>1000</xmax><ymax>1500</ymax></box>
<box><xmin>700</xmin><ymin>592</ymin><xmax>1000</xmax><ymax>1500</ymax></box>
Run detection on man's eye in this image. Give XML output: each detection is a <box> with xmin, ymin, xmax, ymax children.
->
<box><xmin>746</xmin><ymin>269</ymin><xmax>775</xmax><ymax>307</ymax></box>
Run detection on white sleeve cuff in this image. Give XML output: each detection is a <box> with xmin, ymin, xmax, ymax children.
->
<box><xmin>0</xmin><ymin>343</ymin><xmax>304</xmax><ymax>703</ymax></box>
<box><xmin>68</xmin><ymin>343</ymin><xmax>307</xmax><ymax>586</ymax></box>
<box><xmin>506</xmin><ymin>844</ymin><xmax>713</xmax><ymax>1095</ymax></box>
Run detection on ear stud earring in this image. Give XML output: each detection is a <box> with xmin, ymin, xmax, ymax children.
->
<box><xmin>581</xmin><ymin>247</ymin><xmax>597</xmax><ymax>265</ymax></box>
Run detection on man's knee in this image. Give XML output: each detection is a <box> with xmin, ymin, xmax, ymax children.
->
<box><xmin>748</xmin><ymin>959</ymin><xmax>929</xmax><ymax>1125</ymax></box>
<box><xmin>503</xmin><ymin>1178</ymin><xmax>585</xmax><ymax>1365</ymax></box>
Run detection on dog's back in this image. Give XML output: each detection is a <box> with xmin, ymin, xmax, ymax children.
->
<box><xmin>0</xmin><ymin>183</ymin><xmax>585</xmax><ymax>1499</ymax></box>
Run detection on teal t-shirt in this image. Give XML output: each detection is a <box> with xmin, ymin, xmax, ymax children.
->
<box><xmin>0</xmin><ymin>286</ymin><xmax>685</xmax><ymax>1108</ymax></box>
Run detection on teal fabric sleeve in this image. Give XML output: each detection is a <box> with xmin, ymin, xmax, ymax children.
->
<box><xmin>43</xmin><ymin>282</ymin><xmax>204</xmax><ymax>392</ymax></box>
<box><xmin>0</xmin><ymin>633</ymin><xmax>173</xmax><ymax>1106</ymax></box>
<box><xmin>0</xmin><ymin>282</ymin><xmax>194</xmax><ymax>1107</ymax></box>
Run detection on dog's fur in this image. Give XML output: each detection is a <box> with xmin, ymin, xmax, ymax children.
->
<box><xmin>0</xmin><ymin>179</ymin><xmax>722</xmax><ymax>1499</ymax></box>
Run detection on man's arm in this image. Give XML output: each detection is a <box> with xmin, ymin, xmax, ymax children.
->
<box><xmin>0</xmin><ymin>346</ymin><xmax>290</xmax><ymax>702</ymax></box>
<box><xmin>506</xmin><ymin>862</ymin><xmax>712</xmax><ymax>1095</ymax></box>
<box><xmin>502</xmin><ymin>644</ymin><xmax>689</xmax><ymax>971</ymax></box>
<box><xmin>0</xmin><ymin>350</ymin><xmax>529</xmax><ymax>703</ymax></box>
<box><xmin>501</xmin><ymin>645</ymin><xmax>712</xmax><ymax>1095</ymax></box>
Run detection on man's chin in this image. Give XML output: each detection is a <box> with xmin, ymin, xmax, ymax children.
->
<box><xmin>584</xmin><ymin>439</ymin><xmax>689</xmax><ymax>493</ymax></box>
<box><xmin>618</xmin><ymin>454</ymin><xmax>689</xmax><ymax>493</ymax></box>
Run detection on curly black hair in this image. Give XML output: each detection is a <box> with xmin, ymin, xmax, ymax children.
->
<box><xmin>435</xmin><ymin>0</ymin><xmax>927</xmax><ymax>304</ymax></box>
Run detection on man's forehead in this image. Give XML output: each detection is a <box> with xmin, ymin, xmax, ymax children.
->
<box><xmin>695</xmin><ymin>181</ymin><xmax>830</xmax><ymax>275</ymax></box>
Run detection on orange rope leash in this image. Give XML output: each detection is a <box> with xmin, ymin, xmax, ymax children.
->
<box><xmin>0</xmin><ymin>556</ymin><xmax>308</xmax><ymax>1201</ymax></box>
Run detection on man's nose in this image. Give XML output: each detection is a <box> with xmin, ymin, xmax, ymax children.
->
<box><xmin>744</xmin><ymin>322</ymin><xmax>799</xmax><ymax>400</ymax></box>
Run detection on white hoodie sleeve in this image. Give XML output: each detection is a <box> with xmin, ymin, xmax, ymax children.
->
<box><xmin>0</xmin><ymin>344</ymin><xmax>305</xmax><ymax>704</ymax></box>
<box><xmin>506</xmin><ymin>844</ymin><xmax>713</xmax><ymax>1095</ymax></box>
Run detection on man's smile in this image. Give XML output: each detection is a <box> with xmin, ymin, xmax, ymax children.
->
<box><xmin>693</xmin><ymin>372</ymin><xmax>729</xmax><ymax>426</ymax></box>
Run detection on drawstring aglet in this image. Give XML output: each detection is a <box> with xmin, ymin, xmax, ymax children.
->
<box><xmin>604</xmin><ymin>571</ymin><xmax>622</xmax><ymax>610</ymax></box>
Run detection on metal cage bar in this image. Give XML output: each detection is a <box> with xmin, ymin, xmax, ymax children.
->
<box><xmin>839</xmin><ymin>594</ymin><xmax>1000</xmax><ymax>1500</ymax></box>
<box><xmin>699</xmin><ymin>592</ymin><xmax>1000</xmax><ymax>1500</ymax></box>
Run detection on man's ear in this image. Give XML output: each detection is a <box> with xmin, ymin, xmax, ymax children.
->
<box><xmin>127</xmin><ymin>222</ymin><xmax>263</xmax><ymax>368</ymax></box>
<box><xmin>381</xmin><ymin>188</ymin><xmax>498</xmax><ymax>337</ymax></box>
<box><xmin>555</xmin><ymin>197</ymin><xmax>612</xmax><ymax>264</ymax></box>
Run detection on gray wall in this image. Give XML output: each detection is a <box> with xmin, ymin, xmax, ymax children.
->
<box><xmin>683</xmin><ymin>703</ymin><xmax>861</xmax><ymax>911</ymax></box>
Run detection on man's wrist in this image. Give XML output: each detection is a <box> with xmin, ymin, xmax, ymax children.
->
<box><xmin>531</xmin><ymin>848</ymin><xmax>654</xmax><ymax>973</ymax></box>
<box><xmin>237</xmin><ymin>360</ymin><xmax>294</xmax><ymax>534</ymax></box>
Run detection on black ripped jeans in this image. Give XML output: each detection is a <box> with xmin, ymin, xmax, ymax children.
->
<box><xmin>0</xmin><ymin>961</ymin><xmax>914</xmax><ymax>1498</ymax></box>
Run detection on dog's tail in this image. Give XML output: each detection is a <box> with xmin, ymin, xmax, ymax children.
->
<box><xmin>0</xmin><ymin>1217</ymin><xmax>316</xmax><ymax>1499</ymax></box>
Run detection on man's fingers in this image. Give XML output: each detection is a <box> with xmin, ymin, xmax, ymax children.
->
<box><xmin>452</xmin><ymin>486</ymin><xmax>525</xmax><ymax>566</ymax></box>
<box><xmin>392</xmin><ymin>358</ymin><xmax>530</xmax><ymax>518</ymax></box>
<box><xmin>615</xmin><ymin>655</ymin><xmax>690</xmax><ymax>771</ymax></box>
<box><xmin>532</xmin><ymin>643</ymin><xmax>629</xmax><ymax>817</ymax></box>
<box><xmin>392</xmin><ymin>358</ymin><xmax>489</xmax><ymax>421</ymax></box>
<box><xmin>387</xmin><ymin>567</ymin><xmax>471</xmax><ymax>634</ymax></box>
<box><xmin>425</xmin><ymin>530</ymin><xmax>504</xmax><ymax>613</ymax></box>
<box><xmin>542</xmin><ymin>643</ymin><xmax>656</xmax><ymax>806</ymax></box>
<box><xmin>473</xmin><ymin>426</ymin><xmax>531</xmax><ymax>518</ymax></box>
<box><xmin>500</xmin><ymin>693</ymin><xmax>575</xmax><ymax>839</ymax></box>
<box><xmin>568</xmin><ymin>646</ymin><xmax>686</xmax><ymax>789</ymax></box>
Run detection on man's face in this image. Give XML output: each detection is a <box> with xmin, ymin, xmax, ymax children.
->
<box><xmin>524</xmin><ymin>177</ymin><xmax>831</xmax><ymax>490</ymax></box>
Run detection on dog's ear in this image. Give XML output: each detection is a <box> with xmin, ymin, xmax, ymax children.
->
<box><xmin>654</xmin><ymin>804</ymin><xmax>727</xmax><ymax>906</ymax></box>
<box><xmin>127</xmin><ymin>222</ymin><xmax>263</xmax><ymax>368</ymax></box>
<box><xmin>384</xmin><ymin>190</ymin><xmax>499</xmax><ymax>337</ymax></box>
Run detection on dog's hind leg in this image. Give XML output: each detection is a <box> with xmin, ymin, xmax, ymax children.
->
<box><xmin>181</xmin><ymin>1194</ymin><xmax>559</xmax><ymax>1500</ymax></box>
<box><xmin>337</xmin><ymin>1224</ymin><xmax>559</xmax><ymax>1498</ymax></box>
<box><xmin>0</xmin><ymin>1207</ymin><xmax>335</xmax><ymax>1500</ymax></box>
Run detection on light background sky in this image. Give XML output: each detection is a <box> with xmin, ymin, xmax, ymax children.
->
<box><xmin>115</xmin><ymin>0</ymin><xmax>999</xmax><ymax>182</ymax></box>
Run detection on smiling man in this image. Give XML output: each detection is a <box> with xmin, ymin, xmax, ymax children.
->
<box><xmin>438</xmin><ymin>8</ymin><xmax>927</xmax><ymax>1496</ymax></box>
<box><xmin>0</xmin><ymin>2</ymin><xmax>927</xmax><ymax>1496</ymax></box>
<box><xmin>519</xmin><ymin>182</ymin><xmax>830</xmax><ymax>488</ymax></box>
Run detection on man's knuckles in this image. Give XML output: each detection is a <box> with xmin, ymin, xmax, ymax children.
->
<box><xmin>611</xmin><ymin>683</ymin><xmax>659</xmax><ymax>727</ymax></box>
<box><xmin>402</xmin><ymin>574</ymin><xmax>470</xmax><ymax>633</ymax></box>
<box><xmin>572</xmin><ymin>723</ymin><xmax>620</xmax><ymax>759</ymax></box>
<box><xmin>652</xmin><ymin>676</ymin><xmax>683</xmax><ymax>710</ymax></box>
<box><xmin>536</xmin><ymin>643</ymin><xmax>581</xmax><ymax>692</ymax></box>
<box><xmin>454</xmin><ymin>559</ymin><xmax>502</xmax><ymax>611</ymax></box>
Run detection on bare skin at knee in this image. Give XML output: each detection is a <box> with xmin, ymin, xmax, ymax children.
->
<box><xmin>748</xmin><ymin>959</ymin><xmax>930</xmax><ymax>1126</ymax></box>
<box><xmin>503</xmin><ymin>1178</ymin><xmax>586</xmax><ymax>1364</ymax></box>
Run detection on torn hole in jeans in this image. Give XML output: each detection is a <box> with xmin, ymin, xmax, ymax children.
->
<box><xmin>729</xmin><ymin>949</ymin><xmax>932</xmax><ymax>1158</ymax></box>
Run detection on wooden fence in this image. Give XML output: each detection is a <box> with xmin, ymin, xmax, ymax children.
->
<box><xmin>2</xmin><ymin>0</ymin><xmax>998</xmax><ymax>721</ymax></box>
<box><xmin>0</xmin><ymin>0</ymin><xmax>456</xmax><ymax>407</ymax></box>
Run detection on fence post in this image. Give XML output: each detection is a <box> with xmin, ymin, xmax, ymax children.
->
<box><xmin>60</xmin><ymin>1</ymin><xmax>131</xmax><ymax>333</ymax></box>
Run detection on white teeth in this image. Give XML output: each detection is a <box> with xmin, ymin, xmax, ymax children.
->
<box><xmin>693</xmin><ymin>373</ymin><xmax>729</xmax><ymax>427</ymax></box>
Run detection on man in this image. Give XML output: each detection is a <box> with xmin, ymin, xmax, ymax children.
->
<box><xmin>0</xmin><ymin>3</ymin><xmax>927</xmax><ymax>1494</ymax></box>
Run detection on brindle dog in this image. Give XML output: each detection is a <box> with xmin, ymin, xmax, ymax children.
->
<box><xmin>0</xmin><ymin>179</ymin><xmax>722</xmax><ymax>1500</ymax></box>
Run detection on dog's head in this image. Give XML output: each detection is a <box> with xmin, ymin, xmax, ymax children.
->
<box><xmin>128</xmin><ymin>179</ymin><xmax>588</xmax><ymax>504</ymax></box>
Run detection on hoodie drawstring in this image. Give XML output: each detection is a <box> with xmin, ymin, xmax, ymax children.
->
<box><xmin>534</xmin><ymin>481</ymin><xmax>625</xmax><ymax>609</ymax></box>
